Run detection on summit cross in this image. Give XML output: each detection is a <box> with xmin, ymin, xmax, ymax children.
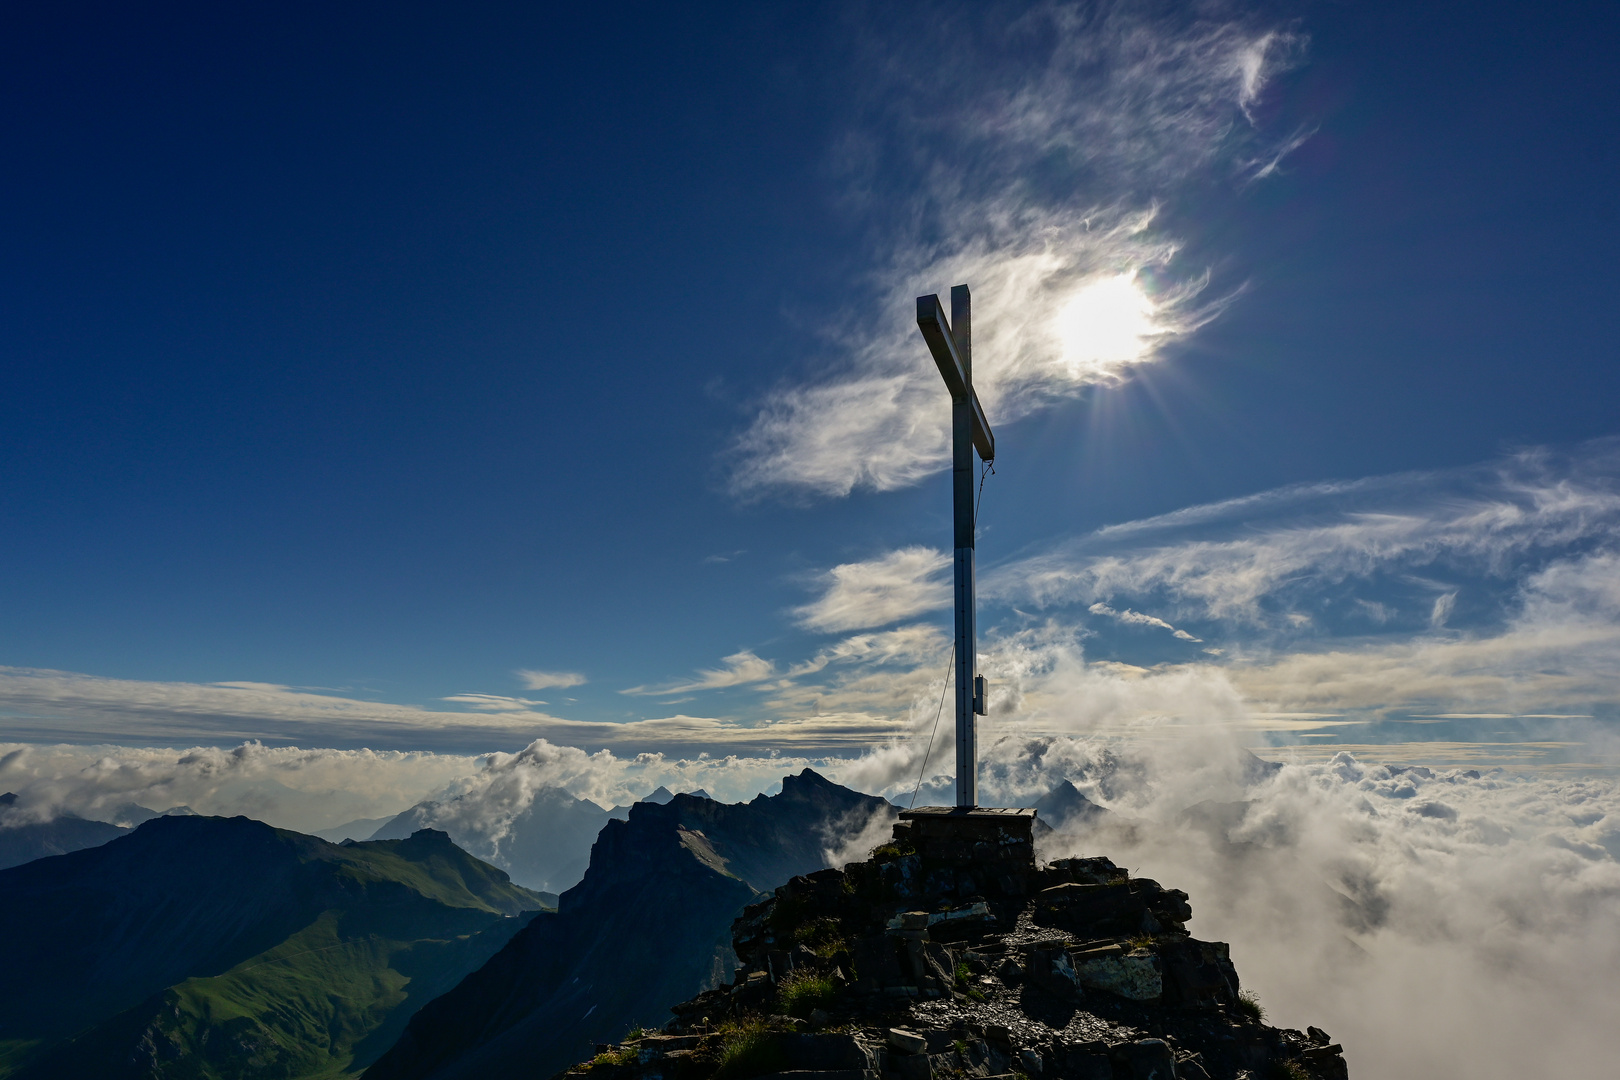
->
<box><xmin>916</xmin><ymin>284</ymin><xmax>995</xmax><ymax>808</ymax></box>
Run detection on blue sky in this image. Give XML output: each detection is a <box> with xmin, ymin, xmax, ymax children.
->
<box><xmin>3</xmin><ymin>0</ymin><xmax>1619</xmax><ymax>772</ymax></box>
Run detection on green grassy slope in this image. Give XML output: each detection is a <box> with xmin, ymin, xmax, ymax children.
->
<box><xmin>0</xmin><ymin>819</ymin><xmax>551</xmax><ymax>1080</ymax></box>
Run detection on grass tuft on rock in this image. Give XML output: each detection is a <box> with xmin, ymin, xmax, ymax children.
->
<box><xmin>1235</xmin><ymin>988</ymin><xmax>1266</xmax><ymax>1022</ymax></box>
<box><xmin>590</xmin><ymin>1045</ymin><xmax>637</xmax><ymax>1068</ymax></box>
<box><xmin>777</xmin><ymin>970</ymin><xmax>839</xmax><ymax>1018</ymax></box>
<box><xmin>868</xmin><ymin>832</ymin><xmax>915</xmax><ymax>860</ymax></box>
<box><xmin>712</xmin><ymin>1019</ymin><xmax>787</xmax><ymax>1080</ymax></box>
<box><xmin>791</xmin><ymin>916</ymin><xmax>847</xmax><ymax>958</ymax></box>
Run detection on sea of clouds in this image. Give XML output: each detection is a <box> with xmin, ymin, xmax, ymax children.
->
<box><xmin>3</xmin><ymin>729</ymin><xmax>1616</xmax><ymax>1080</ymax></box>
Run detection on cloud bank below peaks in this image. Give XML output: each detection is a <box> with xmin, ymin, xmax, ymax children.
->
<box><xmin>4</xmin><ymin>730</ymin><xmax>1613</xmax><ymax>1078</ymax></box>
<box><xmin>729</xmin><ymin>3</ymin><xmax>1306</xmax><ymax>497</ymax></box>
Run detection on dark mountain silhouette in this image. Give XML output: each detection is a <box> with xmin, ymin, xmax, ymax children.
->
<box><xmin>0</xmin><ymin>798</ymin><xmax>220</xmax><ymax>873</ymax></box>
<box><xmin>0</xmin><ymin>815</ymin><xmax>547</xmax><ymax>1079</ymax></box>
<box><xmin>363</xmin><ymin>767</ymin><xmax>895</xmax><ymax>1080</ymax></box>
<box><xmin>1033</xmin><ymin>779</ymin><xmax>1113</xmax><ymax>834</ymax></box>
<box><xmin>607</xmin><ymin>784</ymin><xmax>709</xmax><ymax>819</ymax></box>
<box><xmin>0</xmin><ymin>794</ymin><xmax>130</xmax><ymax>870</ymax></box>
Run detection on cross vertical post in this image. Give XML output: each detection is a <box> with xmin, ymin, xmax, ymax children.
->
<box><xmin>917</xmin><ymin>285</ymin><xmax>995</xmax><ymax>808</ymax></box>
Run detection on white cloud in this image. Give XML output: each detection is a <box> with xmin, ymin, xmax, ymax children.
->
<box><xmin>515</xmin><ymin>670</ymin><xmax>587</xmax><ymax>690</ymax></box>
<box><xmin>1088</xmin><ymin>601</ymin><xmax>1201</xmax><ymax>641</ymax></box>
<box><xmin>1221</xmin><ymin>550</ymin><xmax>1620</xmax><ymax>720</ymax></box>
<box><xmin>757</xmin><ymin>443</ymin><xmax>1620</xmax><ymax>747</ymax></box>
<box><xmin>0</xmin><ymin>665</ymin><xmax>895</xmax><ymax>755</ymax></box>
<box><xmin>729</xmin><ymin>6</ymin><xmax>1305</xmax><ymax>498</ymax></box>
<box><xmin>793</xmin><ymin>546</ymin><xmax>951</xmax><ymax>633</ymax></box>
<box><xmin>0</xmin><ymin>741</ymin><xmax>475</xmax><ymax>834</ymax></box>
<box><xmin>785</xmin><ymin>624</ymin><xmax>949</xmax><ymax>679</ymax></box>
<box><xmin>1035</xmin><ymin>749</ymin><xmax>1620</xmax><ymax>1080</ymax></box>
<box><xmin>985</xmin><ymin>443</ymin><xmax>1620</xmax><ymax>627</ymax></box>
<box><xmin>0</xmin><ymin>667</ymin><xmax>567</xmax><ymax>746</ymax></box>
<box><xmin>621</xmin><ymin>651</ymin><xmax>778</xmax><ymax>696</ymax></box>
<box><xmin>442</xmin><ymin>694</ymin><xmax>552</xmax><ymax>712</ymax></box>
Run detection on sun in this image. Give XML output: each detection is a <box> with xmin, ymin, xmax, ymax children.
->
<box><xmin>1054</xmin><ymin>272</ymin><xmax>1162</xmax><ymax>376</ymax></box>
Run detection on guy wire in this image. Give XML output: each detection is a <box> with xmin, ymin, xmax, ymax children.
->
<box><xmin>908</xmin><ymin>645</ymin><xmax>954</xmax><ymax>811</ymax></box>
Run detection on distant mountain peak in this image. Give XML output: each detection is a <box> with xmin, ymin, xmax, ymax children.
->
<box><xmin>95</xmin><ymin>802</ymin><xmax>201</xmax><ymax>829</ymax></box>
<box><xmin>1034</xmin><ymin>778</ymin><xmax>1112</xmax><ymax>834</ymax></box>
<box><xmin>1240</xmin><ymin>748</ymin><xmax>1285</xmax><ymax>784</ymax></box>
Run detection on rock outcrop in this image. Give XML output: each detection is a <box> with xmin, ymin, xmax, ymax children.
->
<box><xmin>566</xmin><ymin>806</ymin><xmax>1350</xmax><ymax>1080</ymax></box>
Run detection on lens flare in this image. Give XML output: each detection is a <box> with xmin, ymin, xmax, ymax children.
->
<box><xmin>1055</xmin><ymin>272</ymin><xmax>1163</xmax><ymax>376</ymax></box>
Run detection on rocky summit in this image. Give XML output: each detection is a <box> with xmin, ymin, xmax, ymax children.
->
<box><xmin>565</xmin><ymin>806</ymin><xmax>1350</xmax><ymax>1080</ymax></box>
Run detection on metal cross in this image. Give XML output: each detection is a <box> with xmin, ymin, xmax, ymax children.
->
<box><xmin>916</xmin><ymin>284</ymin><xmax>995</xmax><ymax>807</ymax></box>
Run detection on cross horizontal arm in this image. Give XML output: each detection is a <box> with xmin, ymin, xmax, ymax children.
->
<box><xmin>967</xmin><ymin>388</ymin><xmax>994</xmax><ymax>463</ymax></box>
<box><xmin>917</xmin><ymin>293</ymin><xmax>967</xmax><ymax>396</ymax></box>
<box><xmin>917</xmin><ymin>293</ymin><xmax>995</xmax><ymax>462</ymax></box>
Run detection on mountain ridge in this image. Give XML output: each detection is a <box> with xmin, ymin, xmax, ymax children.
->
<box><xmin>0</xmin><ymin>815</ymin><xmax>548</xmax><ymax>1079</ymax></box>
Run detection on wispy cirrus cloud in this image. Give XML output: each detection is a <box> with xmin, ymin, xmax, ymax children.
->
<box><xmin>0</xmin><ymin>665</ymin><xmax>894</xmax><ymax>755</ymax></box>
<box><xmin>620</xmin><ymin>650</ymin><xmax>778</xmax><ymax>696</ymax></box>
<box><xmin>756</xmin><ymin>440</ymin><xmax>1620</xmax><ymax>744</ymax></box>
<box><xmin>792</xmin><ymin>546</ymin><xmax>951</xmax><ymax>633</ymax></box>
<box><xmin>986</xmin><ymin>442</ymin><xmax>1620</xmax><ymax>629</ymax></box>
<box><xmin>442</xmin><ymin>693</ymin><xmax>553</xmax><ymax>712</ymax></box>
<box><xmin>729</xmin><ymin>3</ymin><xmax>1307</xmax><ymax>498</ymax></box>
<box><xmin>785</xmin><ymin>624</ymin><xmax>948</xmax><ymax>679</ymax></box>
<box><xmin>1088</xmin><ymin>601</ymin><xmax>1202</xmax><ymax>641</ymax></box>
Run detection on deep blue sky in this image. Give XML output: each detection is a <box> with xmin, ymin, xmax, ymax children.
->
<box><xmin>2</xmin><ymin>1</ymin><xmax>1618</xmax><ymax>757</ymax></box>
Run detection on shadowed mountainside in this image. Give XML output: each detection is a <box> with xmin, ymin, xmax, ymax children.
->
<box><xmin>363</xmin><ymin>768</ymin><xmax>895</xmax><ymax>1080</ymax></box>
<box><xmin>371</xmin><ymin>784</ymin><xmax>715</xmax><ymax>894</ymax></box>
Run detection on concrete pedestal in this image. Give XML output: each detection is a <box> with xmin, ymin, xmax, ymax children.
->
<box><xmin>895</xmin><ymin>806</ymin><xmax>1037</xmax><ymax>897</ymax></box>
